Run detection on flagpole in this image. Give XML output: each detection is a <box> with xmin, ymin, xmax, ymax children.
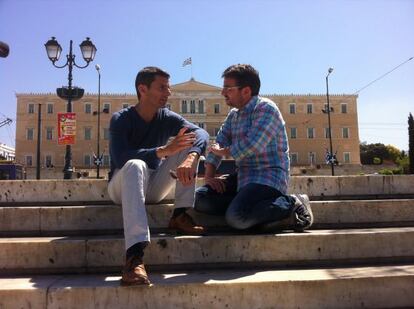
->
<box><xmin>191</xmin><ymin>62</ymin><xmax>193</xmax><ymax>79</ymax></box>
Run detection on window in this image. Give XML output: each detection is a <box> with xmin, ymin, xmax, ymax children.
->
<box><xmin>198</xmin><ymin>100</ymin><xmax>204</xmax><ymax>114</ymax></box>
<box><xmin>26</xmin><ymin>155</ymin><xmax>33</xmax><ymax>166</ymax></box>
<box><xmin>324</xmin><ymin>128</ymin><xmax>332</xmax><ymax>139</ymax></box>
<box><xmin>309</xmin><ymin>152</ymin><xmax>316</xmax><ymax>165</ymax></box>
<box><xmin>103</xmin><ymin>103</ymin><xmax>111</xmax><ymax>113</ymax></box>
<box><xmin>307</xmin><ymin>128</ymin><xmax>315</xmax><ymax>139</ymax></box>
<box><xmin>307</xmin><ymin>103</ymin><xmax>313</xmax><ymax>114</ymax></box>
<box><xmin>214</xmin><ymin>103</ymin><xmax>220</xmax><ymax>114</ymax></box>
<box><xmin>190</xmin><ymin>100</ymin><xmax>196</xmax><ymax>114</ymax></box>
<box><xmin>341</xmin><ymin>103</ymin><xmax>348</xmax><ymax>114</ymax></box>
<box><xmin>28</xmin><ymin>103</ymin><xmax>35</xmax><ymax>114</ymax></box>
<box><xmin>84</xmin><ymin>154</ymin><xmax>91</xmax><ymax>166</ymax></box>
<box><xmin>85</xmin><ymin>103</ymin><xmax>92</xmax><ymax>114</ymax></box>
<box><xmin>181</xmin><ymin>100</ymin><xmax>188</xmax><ymax>113</ymax></box>
<box><xmin>45</xmin><ymin>155</ymin><xmax>53</xmax><ymax>168</ymax></box>
<box><xmin>46</xmin><ymin>127</ymin><xmax>53</xmax><ymax>140</ymax></box>
<box><xmin>122</xmin><ymin>103</ymin><xmax>129</xmax><ymax>109</ymax></box>
<box><xmin>103</xmin><ymin>128</ymin><xmax>109</xmax><ymax>140</ymax></box>
<box><xmin>342</xmin><ymin>127</ymin><xmax>349</xmax><ymax>138</ymax></box>
<box><xmin>289</xmin><ymin>103</ymin><xmax>296</xmax><ymax>114</ymax></box>
<box><xmin>27</xmin><ymin>128</ymin><xmax>34</xmax><ymax>140</ymax></box>
<box><xmin>103</xmin><ymin>154</ymin><xmax>110</xmax><ymax>166</ymax></box>
<box><xmin>343</xmin><ymin>152</ymin><xmax>351</xmax><ymax>163</ymax></box>
<box><xmin>290</xmin><ymin>153</ymin><xmax>298</xmax><ymax>165</ymax></box>
<box><xmin>47</xmin><ymin>103</ymin><xmax>54</xmax><ymax>114</ymax></box>
<box><xmin>84</xmin><ymin>127</ymin><xmax>92</xmax><ymax>140</ymax></box>
<box><xmin>196</xmin><ymin>122</ymin><xmax>205</xmax><ymax>129</ymax></box>
<box><xmin>290</xmin><ymin>127</ymin><xmax>297</xmax><ymax>139</ymax></box>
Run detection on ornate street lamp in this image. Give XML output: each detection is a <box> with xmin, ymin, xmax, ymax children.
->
<box><xmin>323</xmin><ymin>67</ymin><xmax>335</xmax><ymax>176</ymax></box>
<box><xmin>45</xmin><ymin>37</ymin><xmax>97</xmax><ymax>179</ymax></box>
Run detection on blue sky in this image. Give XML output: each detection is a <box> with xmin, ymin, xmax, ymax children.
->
<box><xmin>0</xmin><ymin>0</ymin><xmax>413</xmax><ymax>151</ymax></box>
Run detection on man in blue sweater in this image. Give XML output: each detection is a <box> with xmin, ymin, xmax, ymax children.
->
<box><xmin>108</xmin><ymin>67</ymin><xmax>209</xmax><ymax>286</ymax></box>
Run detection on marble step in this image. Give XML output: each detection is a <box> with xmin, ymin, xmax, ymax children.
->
<box><xmin>1</xmin><ymin>199</ymin><xmax>414</xmax><ymax>236</ymax></box>
<box><xmin>1</xmin><ymin>175</ymin><xmax>414</xmax><ymax>204</ymax></box>
<box><xmin>1</xmin><ymin>227</ymin><xmax>414</xmax><ymax>274</ymax></box>
<box><xmin>1</xmin><ymin>264</ymin><xmax>413</xmax><ymax>309</ymax></box>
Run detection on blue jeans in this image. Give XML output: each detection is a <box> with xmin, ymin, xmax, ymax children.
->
<box><xmin>194</xmin><ymin>174</ymin><xmax>295</xmax><ymax>230</ymax></box>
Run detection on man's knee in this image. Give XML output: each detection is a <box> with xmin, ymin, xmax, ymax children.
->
<box><xmin>123</xmin><ymin>159</ymin><xmax>148</xmax><ymax>174</ymax></box>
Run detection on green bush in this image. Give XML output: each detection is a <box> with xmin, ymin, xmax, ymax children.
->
<box><xmin>378</xmin><ymin>168</ymin><xmax>393</xmax><ymax>175</ymax></box>
<box><xmin>373</xmin><ymin>157</ymin><xmax>382</xmax><ymax>165</ymax></box>
<box><xmin>396</xmin><ymin>156</ymin><xmax>409</xmax><ymax>174</ymax></box>
<box><xmin>391</xmin><ymin>168</ymin><xmax>402</xmax><ymax>175</ymax></box>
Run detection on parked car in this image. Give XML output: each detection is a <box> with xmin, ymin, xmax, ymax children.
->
<box><xmin>0</xmin><ymin>162</ymin><xmax>25</xmax><ymax>180</ymax></box>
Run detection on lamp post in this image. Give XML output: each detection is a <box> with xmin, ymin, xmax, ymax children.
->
<box><xmin>36</xmin><ymin>104</ymin><xmax>42</xmax><ymax>180</ymax></box>
<box><xmin>325</xmin><ymin>67</ymin><xmax>335</xmax><ymax>176</ymax></box>
<box><xmin>95</xmin><ymin>64</ymin><xmax>101</xmax><ymax>179</ymax></box>
<box><xmin>93</xmin><ymin>65</ymin><xmax>109</xmax><ymax>178</ymax></box>
<box><xmin>44</xmin><ymin>37</ymin><xmax>97</xmax><ymax>179</ymax></box>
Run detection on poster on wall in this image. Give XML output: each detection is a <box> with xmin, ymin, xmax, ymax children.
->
<box><xmin>58</xmin><ymin>112</ymin><xmax>76</xmax><ymax>145</ymax></box>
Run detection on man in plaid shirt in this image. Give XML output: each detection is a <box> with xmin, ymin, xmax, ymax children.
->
<box><xmin>195</xmin><ymin>64</ymin><xmax>313</xmax><ymax>232</ymax></box>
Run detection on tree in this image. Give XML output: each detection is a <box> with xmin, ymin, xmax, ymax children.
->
<box><xmin>360</xmin><ymin>142</ymin><xmax>404</xmax><ymax>165</ymax></box>
<box><xmin>385</xmin><ymin>144</ymin><xmax>402</xmax><ymax>163</ymax></box>
<box><xmin>360</xmin><ymin>142</ymin><xmax>388</xmax><ymax>164</ymax></box>
<box><xmin>409</xmin><ymin>113</ymin><xmax>414</xmax><ymax>174</ymax></box>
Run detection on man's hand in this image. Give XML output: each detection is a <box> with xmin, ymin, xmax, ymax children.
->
<box><xmin>176</xmin><ymin>152</ymin><xmax>199</xmax><ymax>186</ymax></box>
<box><xmin>208</xmin><ymin>143</ymin><xmax>230</xmax><ymax>157</ymax></box>
<box><xmin>157</xmin><ymin>127</ymin><xmax>195</xmax><ymax>158</ymax></box>
<box><xmin>203</xmin><ymin>162</ymin><xmax>226</xmax><ymax>193</ymax></box>
<box><xmin>205</xmin><ymin>175</ymin><xmax>227</xmax><ymax>194</ymax></box>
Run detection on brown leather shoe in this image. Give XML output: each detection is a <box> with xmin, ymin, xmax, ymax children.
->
<box><xmin>168</xmin><ymin>212</ymin><xmax>206</xmax><ymax>235</ymax></box>
<box><xmin>120</xmin><ymin>255</ymin><xmax>150</xmax><ymax>286</ymax></box>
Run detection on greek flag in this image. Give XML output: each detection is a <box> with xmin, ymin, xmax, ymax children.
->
<box><xmin>182</xmin><ymin>57</ymin><xmax>192</xmax><ymax>66</ymax></box>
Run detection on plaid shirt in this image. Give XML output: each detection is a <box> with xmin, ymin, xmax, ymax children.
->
<box><xmin>206</xmin><ymin>96</ymin><xmax>290</xmax><ymax>194</ymax></box>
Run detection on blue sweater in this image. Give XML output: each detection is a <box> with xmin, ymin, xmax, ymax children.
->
<box><xmin>109</xmin><ymin>106</ymin><xmax>209</xmax><ymax>179</ymax></box>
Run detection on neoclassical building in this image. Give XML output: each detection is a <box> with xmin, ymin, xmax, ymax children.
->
<box><xmin>0</xmin><ymin>143</ymin><xmax>15</xmax><ymax>161</ymax></box>
<box><xmin>15</xmin><ymin>79</ymin><xmax>360</xmax><ymax>178</ymax></box>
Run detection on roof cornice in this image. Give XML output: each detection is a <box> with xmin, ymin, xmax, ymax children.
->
<box><xmin>16</xmin><ymin>92</ymin><xmax>358</xmax><ymax>98</ymax></box>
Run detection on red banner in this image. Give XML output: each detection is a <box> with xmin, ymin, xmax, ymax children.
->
<box><xmin>58</xmin><ymin>113</ymin><xmax>76</xmax><ymax>145</ymax></box>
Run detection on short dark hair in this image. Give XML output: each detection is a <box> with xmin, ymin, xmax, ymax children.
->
<box><xmin>135</xmin><ymin>66</ymin><xmax>170</xmax><ymax>99</ymax></box>
<box><xmin>222</xmin><ymin>64</ymin><xmax>261</xmax><ymax>96</ymax></box>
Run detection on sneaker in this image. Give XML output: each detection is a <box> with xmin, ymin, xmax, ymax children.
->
<box><xmin>168</xmin><ymin>212</ymin><xmax>206</xmax><ymax>235</ymax></box>
<box><xmin>258</xmin><ymin>216</ymin><xmax>292</xmax><ymax>233</ymax></box>
<box><xmin>291</xmin><ymin>194</ymin><xmax>314</xmax><ymax>232</ymax></box>
<box><xmin>120</xmin><ymin>255</ymin><xmax>150</xmax><ymax>286</ymax></box>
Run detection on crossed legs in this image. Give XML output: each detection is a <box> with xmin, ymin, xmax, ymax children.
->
<box><xmin>194</xmin><ymin>174</ymin><xmax>295</xmax><ymax>230</ymax></box>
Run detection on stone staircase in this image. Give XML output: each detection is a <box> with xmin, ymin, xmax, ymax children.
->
<box><xmin>0</xmin><ymin>175</ymin><xmax>414</xmax><ymax>309</ymax></box>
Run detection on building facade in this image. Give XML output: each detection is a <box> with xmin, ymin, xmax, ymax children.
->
<box><xmin>0</xmin><ymin>143</ymin><xmax>15</xmax><ymax>161</ymax></box>
<box><xmin>15</xmin><ymin>79</ymin><xmax>360</xmax><ymax>178</ymax></box>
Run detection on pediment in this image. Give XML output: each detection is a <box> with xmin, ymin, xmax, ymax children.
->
<box><xmin>171</xmin><ymin>78</ymin><xmax>221</xmax><ymax>92</ymax></box>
